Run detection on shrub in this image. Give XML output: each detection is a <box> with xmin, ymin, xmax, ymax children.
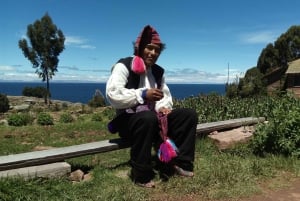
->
<box><xmin>0</xmin><ymin>94</ymin><xmax>9</xmax><ymax>113</ymax></box>
<box><xmin>7</xmin><ymin>113</ymin><xmax>34</xmax><ymax>126</ymax></box>
<box><xmin>22</xmin><ymin>86</ymin><xmax>49</xmax><ymax>98</ymax></box>
<box><xmin>80</xmin><ymin>104</ymin><xmax>93</xmax><ymax>114</ymax></box>
<box><xmin>59</xmin><ymin>112</ymin><xmax>74</xmax><ymax>123</ymax></box>
<box><xmin>91</xmin><ymin>113</ymin><xmax>102</xmax><ymax>122</ymax></box>
<box><xmin>88</xmin><ymin>89</ymin><xmax>106</xmax><ymax>108</ymax></box>
<box><xmin>225</xmin><ymin>83</ymin><xmax>239</xmax><ymax>98</ymax></box>
<box><xmin>37</xmin><ymin>112</ymin><xmax>54</xmax><ymax>125</ymax></box>
<box><xmin>251</xmin><ymin>94</ymin><xmax>300</xmax><ymax>157</ymax></box>
<box><xmin>102</xmin><ymin>107</ymin><xmax>115</xmax><ymax>119</ymax></box>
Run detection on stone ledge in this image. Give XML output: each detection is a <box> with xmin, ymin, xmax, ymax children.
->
<box><xmin>0</xmin><ymin>162</ymin><xmax>71</xmax><ymax>180</ymax></box>
<box><xmin>208</xmin><ymin>126</ymin><xmax>255</xmax><ymax>150</ymax></box>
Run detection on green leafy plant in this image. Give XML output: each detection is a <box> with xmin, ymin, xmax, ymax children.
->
<box><xmin>0</xmin><ymin>94</ymin><xmax>9</xmax><ymax>113</ymax></box>
<box><xmin>102</xmin><ymin>107</ymin><xmax>115</xmax><ymax>119</ymax></box>
<box><xmin>251</xmin><ymin>94</ymin><xmax>300</xmax><ymax>157</ymax></box>
<box><xmin>1</xmin><ymin>94</ymin><xmax>300</xmax><ymax>201</ymax></box>
<box><xmin>59</xmin><ymin>112</ymin><xmax>74</xmax><ymax>123</ymax></box>
<box><xmin>88</xmin><ymin>89</ymin><xmax>106</xmax><ymax>108</ymax></box>
<box><xmin>91</xmin><ymin>113</ymin><xmax>103</xmax><ymax>122</ymax></box>
<box><xmin>37</xmin><ymin>112</ymin><xmax>54</xmax><ymax>125</ymax></box>
<box><xmin>22</xmin><ymin>86</ymin><xmax>49</xmax><ymax>98</ymax></box>
<box><xmin>7</xmin><ymin>113</ymin><xmax>34</xmax><ymax>126</ymax></box>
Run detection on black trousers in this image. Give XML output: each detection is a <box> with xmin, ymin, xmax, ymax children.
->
<box><xmin>114</xmin><ymin>108</ymin><xmax>198</xmax><ymax>182</ymax></box>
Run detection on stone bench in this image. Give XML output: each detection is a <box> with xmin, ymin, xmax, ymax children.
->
<box><xmin>0</xmin><ymin>117</ymin><xmax>265</xmax><ymax>178</ymax></box>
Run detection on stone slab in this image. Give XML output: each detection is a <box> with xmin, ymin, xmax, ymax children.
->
<box><xmin>208</xmin><ymin>126</ymin><xmax>254</xmax><ymax>150</ymax></box>
<box><xmin>0</xmin><ymin>162</ymin><xmax>71</xmax><ymax>180</ymax></box>
<box><xmin>0</xmin><ymin>139</ymin><xmax>130</xmax><ymax>171</ymax></box>
<box><xmin>0</xmin><ymin>117</ymin><xmax>265</xmax><ymax>171</ymax></box>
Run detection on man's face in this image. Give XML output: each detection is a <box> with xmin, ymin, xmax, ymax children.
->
<box><xmin>141</xmin><ymin>43</ymin><xmax>161</xmax><ymax>68</ymax></box>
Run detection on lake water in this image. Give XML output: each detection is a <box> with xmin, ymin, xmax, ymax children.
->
<box><xmin>0</xmin><ymin>82</ymin><xmax>226</xmax><ymax>104</ymax></box>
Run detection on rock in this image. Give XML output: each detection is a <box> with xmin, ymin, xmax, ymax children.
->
<box><xmin>69</xmin><ymin>169</ymin><xmax>85</xmax><ymax>182</ymax></box>
<box><xmin>24</xmin><ymin>99</ymin><xmax>36</xmax><ymax>104</ymax></box>
<box><xmin>0</xmin><ymin>162</ymin><xmax>71</xmax><ymax>180</ymax></box>
<box><xmin>0</xmin><ymin>119</ymin><xmax>8</xmax><ymax>126</ymax></box>
<box><xmin>83</xmin><ymin>172</ymin><xmax>93</xmax><ymax>182</ymax></box>
<box><xmin>208</xmin><ymin>126</ymin><xmax>254</xmax><ymax>150</ymax></box>
<box><xmin>12</xmin><ymin>104</ymin><xmax>30</xmax><ymax>111</ymax></box>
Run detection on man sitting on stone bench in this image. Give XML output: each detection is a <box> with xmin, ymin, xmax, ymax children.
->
<box><xmin>106</xmin><ymin>25</ymin><xmax>198</xmax><ymax>188</ymax></box>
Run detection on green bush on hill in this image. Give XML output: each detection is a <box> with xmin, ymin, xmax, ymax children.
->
<box><xmin>0</xmin><ymin>93</ymin><xmax>9</xmax><ymax>113</ymax></box>
<box><xmin>37</xmin><ymin>112</ymin><xmax>54</xmax><ymax>125</ymax></box>
<box><xmin>7</xmin><ymin>113</ymin><xmax>34</xmax><ymax>126</ymax></box>
<box><xmin>22</xmin><ymin>86</ymin><xmax>49</xmax><ymax>98</ymax></box>
<box><xmin>88</xmin><ymin>89</ymin><xmax>106</xmax><ymax>108</ymax></box>
<box><xmin>59</xmin><ymin>112</ymin><xmax>74</xmax><ymax>123</ymax></box>
<box><xmin>251</xmin><ymin>93</ymin><xmax>300</xmax><ymax>157</ymax></box>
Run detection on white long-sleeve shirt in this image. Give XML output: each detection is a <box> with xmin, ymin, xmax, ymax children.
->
<box><xmin>106</xmin><ymin>60</ymin><xmax>173</xmax><ymax>112</ymax></box>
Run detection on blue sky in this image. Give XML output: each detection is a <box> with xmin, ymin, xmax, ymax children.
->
<box><xmin>1</xmin><ymin>0</ymin><xmax>300</xmax><ymax>84</ymax></box>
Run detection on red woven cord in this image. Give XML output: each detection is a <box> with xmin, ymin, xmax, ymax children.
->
<box><xmin>157</xmin><ymin>112</ymin><xmax>168</xmax><ymax>141</ymax></box>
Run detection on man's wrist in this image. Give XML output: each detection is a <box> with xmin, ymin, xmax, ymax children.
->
<box><xmin>142</xmin><ymin>89</ymin><xmax>148</xmax><ymax>100</ymax></box>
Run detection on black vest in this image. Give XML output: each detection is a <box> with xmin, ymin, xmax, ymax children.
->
<box><xmin>108</xmin><ymin>57</ymin><xmax>165</xmax><ymax>133</ymax></box>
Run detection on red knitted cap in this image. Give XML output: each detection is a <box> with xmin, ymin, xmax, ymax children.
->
<box><xmin>135</xmin><ymin>25</ymin><xmax>162</xmax><ymax>49</ymax></box>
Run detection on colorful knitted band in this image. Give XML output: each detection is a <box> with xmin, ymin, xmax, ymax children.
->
<box><xmin>135</xmin><ymin>25</ymin><xmax>162</xmax><ymax>55</ymax></box>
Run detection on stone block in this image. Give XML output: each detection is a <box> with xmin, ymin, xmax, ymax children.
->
<box><xmin>208</xmin><ymin>126</ymin><xmax>254</xmax><ymax>150</ymax></box>
<box><xmin>0</xmin><ymin>162</ymin><xmax>71</xmax><ymax>180</ymax></box>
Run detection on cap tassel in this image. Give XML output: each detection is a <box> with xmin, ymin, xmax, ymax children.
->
<box><xmin>131</xmin><ymin>56</ymin><xmax>146</xmax><ymax>74</ymax></box>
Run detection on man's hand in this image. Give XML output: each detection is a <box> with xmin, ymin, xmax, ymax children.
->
<box><xmin>146</xmin><ymin>88</ymin><xmax>163</xmax><ymax>101</ymax></box>
<box><xmin>159</xmin><ymin>107</ymin><xmax>172</xmax><ymax>115</ymax></box>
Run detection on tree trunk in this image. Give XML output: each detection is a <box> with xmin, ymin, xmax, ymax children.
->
<box><xmin>46</xmin><ymin>77</ymin><xmax>50</xmax><ymax>106</ymax></box>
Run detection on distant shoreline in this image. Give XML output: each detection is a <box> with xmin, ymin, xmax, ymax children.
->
<box><xmin>0</xmin><ymin>80</ymin><xmax>225</xmax><ymax>85</ymax></box>
<box><xmin>7</xmin><ymin>95</ymin><xmax>78</xmax><ymax>105</ymax></box>
<box><xmin>1</xmin><ymin>82</ymin><xmax>226</xmax><ymax>103</ymax></box>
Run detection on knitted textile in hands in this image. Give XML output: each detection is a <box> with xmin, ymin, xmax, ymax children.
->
<box><xmin>158</xmin><ymin>138</ymin><xmax>178</xmax><ymax>163</ymax></box>
<box><xmin>157</xmin><ymin>112</ymin><xmax>178</xmax><ymax>163</ymax></box>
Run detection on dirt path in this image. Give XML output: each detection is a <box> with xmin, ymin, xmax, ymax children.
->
<box><xmin>241</xmin><ymin>178</ymin><xmax>300</xmax><ymax>201</ymax></box>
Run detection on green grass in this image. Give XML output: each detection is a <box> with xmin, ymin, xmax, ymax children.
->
<box><xmin>0</xmin><ymin>125</ymin><xmax>299</xmax><ymax>201</ymax></box>
<box><xmin>0</xmin><ymin>96</ymin><xmax>299</xmax><ymax>200</ymax></box>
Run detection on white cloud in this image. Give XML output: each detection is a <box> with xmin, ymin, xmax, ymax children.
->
<box><xmin>0</xmin><ymin>65</ymin><xmax>15</xmax><ymax>71</ymax></box>
<box><xmin>164</xmin><ymin>68</ymin><xmax>243</xmax><ymax>84</ymax></box>
<box><xmin>65</xmin><ymin>36</ymin><xmax>86</xmax><ymax>45</ymax></box>
<box><xmin>65</xmin><ymin>36</ymin><xmax>96</xmax><ymax>49</ymax></box>
<box><xmin>60</xmin><ymin>66</ymin><xmax>79</xmax><ymax>70</ymax></box>
<box><xmin>0</xmin><ymin>64</ymin><xmax>244</xmax><ymax>84</ymax></box>
<box><xmin>79</xmin><ymin>45</ymin><xmax>96</xmax><ymax>49</ymax></box>
<box><xmin>240</xmin><ymin>31</ymin><xmax>277</xmax><ymax>44</ymax></box>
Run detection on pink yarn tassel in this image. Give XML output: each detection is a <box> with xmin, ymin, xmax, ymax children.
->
<box><xmin>157</xmin><ymin>138</ymin><xmax>178</xmax><ymax>163</ymax></box>
<box><xmin>157</xmin><ymin>112</ymin><xmax>179</xmax><ymax>163</ymax></box>
<box><xmin>131</xmin><ymin>56</ymin><xmax>146</xmax><ymax>74</ymax></box>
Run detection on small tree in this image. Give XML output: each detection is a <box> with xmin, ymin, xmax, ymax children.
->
<box><xmin>0</xmin><ymin>94</ymin><xmax>9</xmax><ymax>113</ymax></box>
<box><xmin>19</xmin><ymin>13</ymin><xmax>65</xmax><ymax>105</ymax></box>
<box><xmin>88</xmin><ymin>89</ymin><xmax>106</xmax><ymax>108</ymax></box>
<box><xmin>238</xmin><ymin>67</ymin><xmax>267</xmax><ymax>97</ymax></box>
